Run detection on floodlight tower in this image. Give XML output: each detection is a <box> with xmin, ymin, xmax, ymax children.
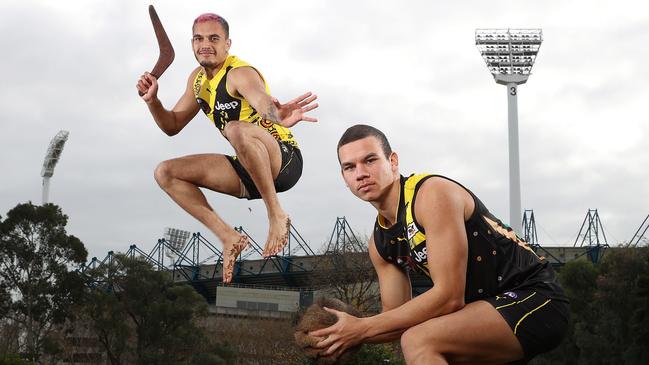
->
<box><xmin>476</xmin><ymin>28</ymin><xmax>542</xmax><ymax>235</ymax></box>
<box><xmin>40</xmin><ymin>130</ymin><xmax>70</xmax><ymax>204</ymax></box>
<box><xmin>163</xmin><ymin>227</ymin><xmax>191</xmax><ymax>265</ymax></box>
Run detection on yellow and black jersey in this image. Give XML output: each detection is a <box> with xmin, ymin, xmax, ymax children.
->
<box><xmin>192</xmin><ymin>55</ymin><xmax>298</xmax><ymax>148</ymax></box>
<box><xmin>373</xmin><ymin>174</ymin><xmax>566</xmax><ymax>303</ymax></box>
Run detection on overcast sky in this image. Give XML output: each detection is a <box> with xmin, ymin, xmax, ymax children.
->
<box><xmin>1</xmin><ymin>0</ymin><xmax>648</xmax><ymax>262</ymax></box>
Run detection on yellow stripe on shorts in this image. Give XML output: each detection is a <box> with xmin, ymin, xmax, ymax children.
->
<box><xmin>514</xmin><ymin>299</ymin><xmax>552</xmax><ymax>334</ymax></box>
<box><xmin>495</xmin><ymin>292</ymin><xmax>537</xmax><ymax>310</ymax></box>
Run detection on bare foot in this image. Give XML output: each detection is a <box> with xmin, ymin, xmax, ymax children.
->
<box><xmin>263</xmin><ymin>214</ymin><xmax>291</xmax><ymax>257</ymax></box>
<box><xmin>222</xmin><ymin>234</ymin><xmax>249</xmax><ymax>283</ymax></box>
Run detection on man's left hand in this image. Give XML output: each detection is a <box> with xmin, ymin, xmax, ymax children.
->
<box><xmin>274</xmin><ymin>92</ymin><xmax>318</xmax><ymax>128</ymax></box>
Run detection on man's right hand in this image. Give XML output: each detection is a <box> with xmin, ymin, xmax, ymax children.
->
<box><xmin>136</xmin><ymin>72</ymin><xmax>159</xmax><ymax>103</ymax></box>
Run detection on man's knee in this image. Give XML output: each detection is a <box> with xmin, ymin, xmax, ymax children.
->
<box><xmin>154</xmin><ymin>160</ymin><xmax>174</xmax><ymax>187</ymax></box>
<box><xmin>401</xmin><ymin>325</ymin><xmax>441</xmax><ymax>361</ymax></box>
<box><xmin>223</xmin><ymin>121</ymin><xmax>250</xmax><ymax>150</ymax></box>
<box><xmin>401</xmin><ymin>326</ymin><xmax>446</xmax><ymax>363</ymax></box>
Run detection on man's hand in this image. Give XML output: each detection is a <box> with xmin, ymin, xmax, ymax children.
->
<box><xmin>273</xmin><ymin>92</ymin><xmax>318</xmax><ymax>128</ymax></box>
<box><xmin>136</xmin><ymin>72</ymin><xmax>159</xmax><ymax>103</ymax></box>
<box><xmin>294</xmin><ymin>297</ymin><xmax>362</xmax><ymax>364</ymax></box>
<box><xmin>310</xmin><ymin>307</ymin><xmax>369</xmax><ymax>360</ymax></box>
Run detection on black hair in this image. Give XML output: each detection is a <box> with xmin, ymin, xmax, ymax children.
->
<box><xmin>337</xmin><ymin>124</ymin><xmax>392</xmax><ymax>161</ymax></box>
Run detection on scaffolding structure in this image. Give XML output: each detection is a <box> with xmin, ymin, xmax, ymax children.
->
<box><xmin>325</xmin><ymin>217</ymin><xmax>365</xmax><ymax>253</ymax></box>
<box><xmin>628</xmin><ymin>214</ymin><xmax>649</xmax><ymax>247</ymax></box>
<box><xmin>233</xmin><ymin>225</ymin><xmax>312</xmax><ymax>278</ymax></box>
<box><xmin>237</xmin><ymin>222</ymin><xmax>315</xmax><ymax>260</ymax></box>
<box><xmin>522</xmin><ymin>210</ymin><xmax>562</xmax><ymax>265</ymax></box>
<box><xmin>522</xmin><ymin>209</ymin><xmax>539</xmax><ymax>247</ymax></box>
<box><xmin>573</xmin><ymin>209</ymin><xmax>609</xmax><ymax>263</ymax></box>
<box><xmin>81</xmin><ymin>211</ymin><xmax>649</xmax><ymax>303</ymax></box>
<box><xmin>82</xmin><ymin>220</ymin><xmax>319</xmax><ymax>291</ymax></box>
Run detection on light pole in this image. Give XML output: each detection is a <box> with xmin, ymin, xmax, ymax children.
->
<box><xmin>40</xmin><ymin>130</ymin><xmax>70</xmax><ymax>205</ymax></box>
<box><xmin>476</xmin><ymin>29</ymin><xmax>542</xmax><ymax>235</ymax></box>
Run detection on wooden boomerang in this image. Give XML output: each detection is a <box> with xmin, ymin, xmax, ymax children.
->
<box><xmin>139</xmin><ymin>5</ymin><xmax>175</xmax><ymax>96</ymax></box>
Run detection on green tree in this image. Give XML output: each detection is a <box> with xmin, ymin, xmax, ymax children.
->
<box><xmin>530</xmin><ymin>259</ymin><xmax>598</xmax><ymax>365</ymax></box>
<box><xmin>624</xmin><ymin>248</ymin><xmax>649</xmax><ymax>364</ymax></box>
<box><xmin>82</xmin><ymin>284</ymin><xmax>131</xmax><ymax>365</ymax></box>
<box><xmin>560</xmin><ymin>259</ymin><xmax>598</xmax><ymax>319</ymax></box>
<box><xmin>0</xmin><ymin>202</ymin><xmax>87</xmax><ymax>362</ymax></box>
<box><xmin>533</xmin><ymin>248</ymin><xmax>649</xmax><ymax>365</ymax></box>
<box><xmin>576</xmin><ymin>248</ymin><xmax>647</xmax><ymax>365</ymax></box>
<box><xmin>83</xmin><ymin>255</ymin><xmax>231</xmax><ymax>365</ymax></box>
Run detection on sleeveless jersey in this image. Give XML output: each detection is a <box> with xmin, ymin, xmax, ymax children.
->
<box><xmin>373</xmin><ymin>174</ymin><xmax>565</xmax><ymax>303</ymax></box>
<box><xmin>192</xmin><ymin>55</ymin><xmax>298</xmax><ymax>148</ymax></box>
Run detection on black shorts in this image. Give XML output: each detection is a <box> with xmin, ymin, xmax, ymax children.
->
<box><xmin>226</xmin><ymin>141</ymin><xmax>303</xmax><ymax>200</ymax></box>
<box><xmin>484</xmin><ymin>286</ymin><xmax>570</xmax><ymax>363</ymax></box>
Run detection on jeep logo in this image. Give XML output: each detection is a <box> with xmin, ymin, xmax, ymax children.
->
<box><xmin>214</xmin><ymin>101</ymin><xmax>239</xmax><ymax>111</ymax></box>
<box><xmin>413</xmin><ymin>246</ymin><xmax>427</xmax><ymax>263</ymax></box>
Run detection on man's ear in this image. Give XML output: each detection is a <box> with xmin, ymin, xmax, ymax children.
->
<box><xmin>226</xmin><ymin>38</ymin><xmax>232</xmax><ymax>51</ymax></box>
<box><xmin>390</xmin><ymin>151</ymin><xmax>399</xmax><ymax>173</ymax></box>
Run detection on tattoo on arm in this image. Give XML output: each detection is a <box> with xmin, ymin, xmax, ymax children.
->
<box><xmin>263</xmin><ymin>100</ymin><xmax>280</xmax><ymax>122</ymax></box>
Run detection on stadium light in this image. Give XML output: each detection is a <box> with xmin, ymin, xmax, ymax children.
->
<box><xmin>476</xmin><ymin>28</ymin><xmax>543</xmax><ymax>235</ymax></box>
<box><xmin>163</xmin><ymin>227</ymin><xmax>191</xmax><ymax>263</ymax></box>
<box><xmin>40</xmin><ymin>130</ymin><xmax>70</xmax><ymax>204</ymax></box>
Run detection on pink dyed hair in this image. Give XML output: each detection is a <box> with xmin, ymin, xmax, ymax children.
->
<box><xmin>193</xmin><ymin>13</ymin><xmax>229</xmax><ymax>37</ymax></box>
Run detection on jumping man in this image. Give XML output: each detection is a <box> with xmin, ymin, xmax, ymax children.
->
<box><xmin>136</xmin><ymin>13</ymin><xmax>318</xmax><ymax>283</ymax></box>
<box><xmin>312</xmin><ymin>124</ymin><xmax>569</xmax><ymax>364</ymax></box>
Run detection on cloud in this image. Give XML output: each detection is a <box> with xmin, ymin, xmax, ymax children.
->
<box><xmin>1</xmin><ymin>0</ymin><xmax>648</xmax><ymax>262</ymax></box>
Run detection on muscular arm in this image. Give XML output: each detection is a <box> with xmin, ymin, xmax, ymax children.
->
<box><xmin>364</xmin><ymin>235</ymin><xmax>412</xmax><ymax>344</ymax></box>
<box><xmin>227</xmin><ymin>66</ymin><xmax>318</xmax><ymax>127</ymax></box>
<box><xmin>142</xmin><ymin>68</ymin><xmax>201</xmax><ymax>136</ymax></box>
<box><xmin>361</xmin><ymin>178</ymin><xmax>469</xmax><ymax>339</ymax></box>
<box><xmin>227</xmin><ymin>66</ymin><xmax>280</xmax><ymax>122</ymax></box>
<box><xmin>359</xmin><ymin>179</ymin><xmax>469</xmax><ymax>339</ymax></box>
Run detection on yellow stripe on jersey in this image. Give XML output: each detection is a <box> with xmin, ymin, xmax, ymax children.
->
<box><xmin>403</xmin><ymin>174</ymin><xmax>431</xmax><ymax>276</ymax></box>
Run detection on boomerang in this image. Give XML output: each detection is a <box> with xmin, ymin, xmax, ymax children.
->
<box><xmin>139</xmin><ymin>5</ymin><xmax>175</xmax><ymax>96</ymax></box>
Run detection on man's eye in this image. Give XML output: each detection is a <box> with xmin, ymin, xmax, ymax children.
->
<box><xmin>210</xmin><ymin>36</ymin><xmax>219</xmax><ymax>42</ymax></box>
